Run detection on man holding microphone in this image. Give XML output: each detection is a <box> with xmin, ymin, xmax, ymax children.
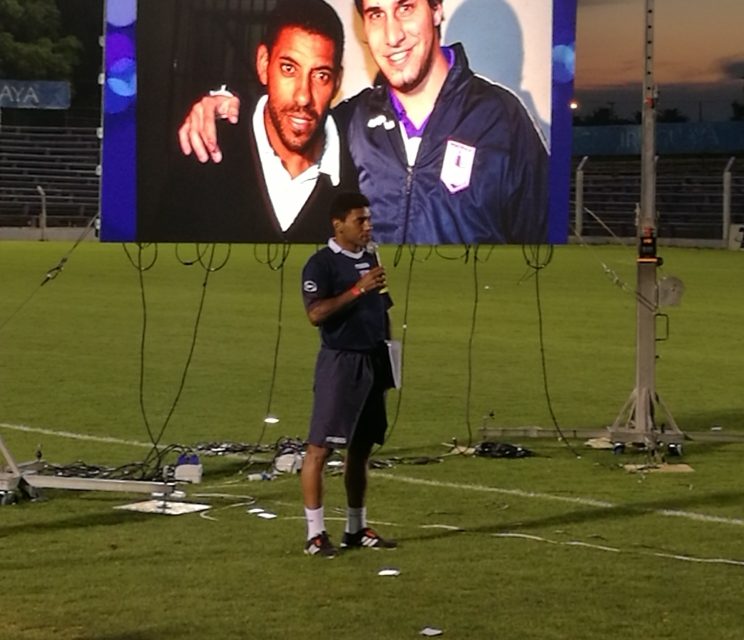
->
<box><xmin>301</xmin><ymin>191</ymin><xmax>397</xmax><ymax>557</ymax></box>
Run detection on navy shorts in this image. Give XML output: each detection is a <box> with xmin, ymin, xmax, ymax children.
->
<box><xmin>307</xmin><ymin>346</ymin><xmax>390</xmax><ymax>449</ymax></box>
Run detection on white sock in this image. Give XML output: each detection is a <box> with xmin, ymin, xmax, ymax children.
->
<box><xmin>305</xmin><ymin>506</ymin><xmax>325</xmax><ymax>540</ymax></box>
<box><xmin>346</xmin><ymin>506</ymin><xmax>367</xmax><ymax>534</ymax></box>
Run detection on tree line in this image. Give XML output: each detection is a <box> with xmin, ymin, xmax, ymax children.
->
<box><xmin>0</xmin><ymin>0</ymin><xmax>102</xmax><ymax>118</ymax></box>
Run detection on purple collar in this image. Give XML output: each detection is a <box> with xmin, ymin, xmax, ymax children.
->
<box><xmin>388</xmin><ymin>46</ymin><xmax>454</xmax><ymax>138</ymax></box>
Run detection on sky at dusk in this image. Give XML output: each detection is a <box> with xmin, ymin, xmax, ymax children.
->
<box><xmin>573</xmin><ymin>0</ymin><xmax>744</xmax><ymax>121</ymax></box>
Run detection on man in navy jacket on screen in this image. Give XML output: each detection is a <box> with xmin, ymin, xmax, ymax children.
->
<box><xmin>179</xmin><ymin>0</ymin><xmax>549</xmax><ymax>245</ymax></box>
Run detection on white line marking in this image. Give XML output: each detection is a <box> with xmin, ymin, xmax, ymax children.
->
<box><xmin>565</xmin><ymin>540</ymin><xmax>621</xmax><ymax>553</ymax></box>
<box><xmin>492</xmin><ymin>531</ymin><xmax>744</xmax><ymax>567</ymax></box>
<box><xmin>373</xmin><ymin>472</ymin><xmax>744</xmax><ymax>528</ymax></box>
<box><xmin>656</xmin><ymin>508</ymin><xmax>744</xmax><ymax>526</ymax></box>
<box><xmin>0</xmin><ymin>422</ymin><xmax>152</xmax><ymax>448</ymax></box>
<box><xmin>192</xmin><ymin>493</ymin><xmax>256</xmax><ymax>501</ymax></box>
<box><xmin>493</xmin><ymin>532</ymin><xmax>559</xmax><ymax>544</ymax></box>
<box><xmin>374</xmin><ymin>471</ymin><xmax>612</xmax><ymax>507</ymax></box>
<box><xmin>6</xmin><ymin>424</ymin><xmax>744</xmax><ymax>531</ymax></box>
<box><xmin>651</xmin><ymin>553</ymin><xmax>744</xmax><ymax>567</ymax></box>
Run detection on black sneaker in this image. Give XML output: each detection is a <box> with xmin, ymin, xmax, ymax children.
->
<box><xmin>304</xmin><ymin>531</ymin><xmax>338</xmax><ymax>558</ymax></box>
<box><xmin>341</xmin><ymin>527</ymin><xmax>397</xmax><ymax>549</ymax></box>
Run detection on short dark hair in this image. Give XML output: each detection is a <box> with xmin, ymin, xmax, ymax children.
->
<box><xmin>263</xmin><ymin>0</ymin><xmax>345</xmax><ymax>70</ymax></box>
<box><xmin>330</xmin><ymin>191</ymin><xmax>370</xmax><ymax>221</ymax></box>
<box><xmin>353</xmin><ymin>0</ymin><xmax>442</xmax><ymax>15</ymax></box>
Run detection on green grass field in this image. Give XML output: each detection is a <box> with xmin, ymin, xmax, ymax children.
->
<box><xmin>1</xmin><ymin>240</ymin><xmax>744</xmax><ymax>640</ymax></box>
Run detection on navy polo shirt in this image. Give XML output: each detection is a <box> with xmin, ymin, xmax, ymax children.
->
<box><xmin>302</xmin><ymin>241</ymin><xmax>392</xmax><ymax>351</ymax></box>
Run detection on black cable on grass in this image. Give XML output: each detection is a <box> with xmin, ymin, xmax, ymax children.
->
<box><xmin>254</xmin><ymin>243</ymin><xmax>292</xmax><ymax>270</ymax></box>
<box><xmin>387</xmin><ymin>243</ymin><xmax>478</xmax><ymax>457</ymax></box>
<box><xmin>0</xmin><ymin>283</ymin><xmax>46</xmax><ymax>335</ymax></box>
<box><xmin>0</xmin><ymin>214</ymin><xmax>99</xmax><ymax>334</ymax></box>
<box><xmin>240</xmin><ymin>252</ymin><xmax>290</xmax><ymax>472</ymax></box>
<box><xmin>174</xmin><ymin>243</ymin><xmax>232</xmax><ymax>270</ymax></box>
<box><xmin>122</xmin><ymin>242</ymin><xmax>158</xmax><ymax>271</ymax></box>
<box><xmin>462</xmin><ymin>244</ymin><xmax>482</xmax><ymax>449</ymax></box>
<box><xmin>411</xmin><ymin>244</ymin><xmax>434</xmax><ymax>262</ymax></box>
<box><xmin>392</xmin><ymin>243</ymin><xmax>405</xmax><ymax>267</ymax></box>
<box><xmin>445</xmin><ymin>244</ymin><xmax>499</xmax><ymax>456</ymax></box>
<box><xmin>175</xmin><ymin>242</ymin><xmax>209</xmax><ymax>267</ymax></box>
<box><xmin>572</xmin><ymin>222</ymin><xmax>657</xmax><ymax>313</ymax></box>
<box><xmin>264</xmin><ymin>256</ymin><xmax>286</xmax><ymax>419</ymax></box>
<box><xmin>393</xmin><ymin>243</ymin><xmax>435</xmax><ymax>267</ymax></box>
<box><xmin>370</xmin><ymin>454</ymin><xmax>443</xmax><ymax>468</ymax></box>
<box><xmin>131</xmin><ymin>243</ymin><xmax>219</xmax><ymax>471</ymax></box>
<box><xmin>198</xmin><ymin>243</ymin><xmax>231</xmax><ymax>271</ymax></box>
<box><xmin>42</xmin><ymin>441</ymin><xmax>199</xmax><ymax>482</ymax></box>
<box><xmin>175</xmin><ymin>242</ymin><xmax>210</xmax><ymax>266</ymax></box>
<box><xmin>521</xmin><ymin>244</ymin><xmax>582</xmax><ymax>458</ymax></box>
<box><xmin>435</xmin><ymin>244</ymin><xmax>472</xmax><ymax>262</ymax></box>
<box><xmin>40</xmin><ymin>217</ymin><xmax>96</xmax><ymax>285</ymax></box>
<box><xmin>373</xmin><ymin>244</ymin><xmax>418</xmax><ymax>455</ymax></box>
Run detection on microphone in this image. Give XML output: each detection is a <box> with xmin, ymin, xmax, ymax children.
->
<box><xmin>367</xmin><ymin>241</ymin><xmax>388</xmax><ymax>294</ymax></box>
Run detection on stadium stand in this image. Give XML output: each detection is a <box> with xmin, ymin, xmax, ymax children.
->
<box><xmin>0</xmin><ymin>125</ymin><xmax>100</xmax><ymax>228</ymax></box>
<box><xmin>572</xmin><ymin>155</ymin><xmax>744</xmax><ymax>241</ymax></box>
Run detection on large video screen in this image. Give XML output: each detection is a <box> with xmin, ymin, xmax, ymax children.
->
<box><xmin>101</xmin><ymin>0</ymin><xmax>576</xmax><ymax>245</ymax></box>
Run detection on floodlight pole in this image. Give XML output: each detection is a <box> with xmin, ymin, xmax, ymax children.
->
<box><xmin>609</xmin><ymin>0</ymin><xmax>683</xmax><ymax>453</ymax></box>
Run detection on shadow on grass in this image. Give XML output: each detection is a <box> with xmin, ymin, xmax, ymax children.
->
<box><xmin>78</xmin><ymin>631</ymin><xmax>164</xmax><ymax>640</ymax></box>
<box><xmin>398</xmin><ymin>488</ymin><xmax>744</xmax><ymax>544</ymax></box>
<box><xmin>672</xmin><ymin>409</ymin><xmax>744</xmax><ymax>433</ymax></box>
<box><xmin>0</xmin><ymin>508</ymin><xmax>152</xmax><ymax>538</ymax></box>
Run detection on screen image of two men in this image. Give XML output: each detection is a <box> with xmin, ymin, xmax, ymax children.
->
<box><xmin>132</xmin><ymin>0</ymin><xmax>556</xmax><ymax>245</ymax></box>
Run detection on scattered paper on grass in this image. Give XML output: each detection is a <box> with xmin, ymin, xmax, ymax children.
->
<box><xmin>115</xmin><ymin>500</ymin><xmax>211</xmax><ymax>515</ymax></box>
<box><xmin>584</xmin><ymin>437</ymin><xmax>614</xmax><ymax>449</ymax></box>
<box><xmin>442</xmin><ymin>443</ymin><xmax>476</xmax><ymax>456</ymax></box>
<box><xmin>257</xmin><ymin>512</ymin><xmax>277</xmax><ymax>519</ymax></box>
<box><xmin>624</xmin><ymin>463</ymin><xmax>694</xmax><ymax>473</ymax></box>
<box><xmin>378</xmin><ymin>568</ymin><xmax>400</xmax><ymax>577</ymax></box>
<box><xmin>247</xmin><ymin>508</ymin><xmax>264</xmax><ymax>514</ymax></box>
<box><xmin>420</xmin><ymin>627</ymin><xmax>443</xmax><ymax>636</ymax></box>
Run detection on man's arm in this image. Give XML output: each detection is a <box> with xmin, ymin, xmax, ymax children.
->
<box><xmin>177</xmin><ymin>93</ymin><xmax>242</xmax><ymax>163</ymax></box>
<box><xmin>306</xmin><ymin>266</ymin><xmax>387</xmax><ymax>326</ymax></box>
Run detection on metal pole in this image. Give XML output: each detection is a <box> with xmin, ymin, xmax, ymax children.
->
<box><xmin>36</xmin><ymin>185</ymin><xmax>47</xmax><ymax>241</ymax></box>
<box><xmin>575</xmin><ymin>156</ymin><xmax>589</xmax><ymax>236</ymax></box>
<box><xmin>634</xmin><ymin>0</ymin><xmax>657</xmax><ymax>435</ymax></box>
<box><xmin>723</xmin><ymin>156</ymin><xmax>735</xmax><ymax>243</ymax></box>
<box><xmin>610</xmin><ymin>0</ymin><xmax>682</xmax><ymax>452</ymax></box>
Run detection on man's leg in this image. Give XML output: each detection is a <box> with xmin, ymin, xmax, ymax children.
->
<box><xmin>301</xmin><ymin>443</ymin><xmax>336</xmax><ymax>557</ymax></box>
<box><xmin>341</xmin><ymin>437</ymin><xmax>396</xmax><ymax>549</ymax></box>
<box><xmin>302</xmin><ymin>443</ymin><xmax>330</xmax><ymax>510</ymax></box>
<box><xmin>344</xmin><ymin>438</ymin><xmax>372</xmax><ymax>510</ymax></box>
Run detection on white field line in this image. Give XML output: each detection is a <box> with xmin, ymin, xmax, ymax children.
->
<box><xmin>0</xmin><ymin>422</ymin><xmax>152</xmax><ymax>448</ymax></box>
<box><xmin>0</xmin><ymin>422</ymin><xmax>251</xmax><ymax>460</ymax></box>
<box><xmin>4</xmin><ymin>423</ymin><xmax>744</xmax><ymax>530</ymax></box>
<box><xmin>492</xmin><ymin>532</ymin><xmax>744</xmax><ymax>567</ymax></box>
<box><xmin>373</xmin><ymin>471</ymin><xmax>744</xmax><ymax>528</ymax></box>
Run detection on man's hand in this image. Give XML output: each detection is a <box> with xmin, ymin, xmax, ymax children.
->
<box><xmin>306</xmin><ymin>266</ymin><xmax>388</xmax><ymax>327</ymax></box>
<box><xmin>177</xmin><ymin>94</ymin><xmax>241</xmax><ymax>163</ymax></box>
<box><xmin>357</xmin><ymin>266</ymin><xmax>387</xmax><ymax>293</ymax></box>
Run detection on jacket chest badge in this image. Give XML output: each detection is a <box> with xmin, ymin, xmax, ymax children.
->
<box><xmin>367</xmin><ymin>114</ymin><xmax>396</xmax><ymax>130</ymax></box>
<box><xmin>440</xmin><ymin>139</ymin><xmax>475</xmax><ymax>194</ymax></box>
